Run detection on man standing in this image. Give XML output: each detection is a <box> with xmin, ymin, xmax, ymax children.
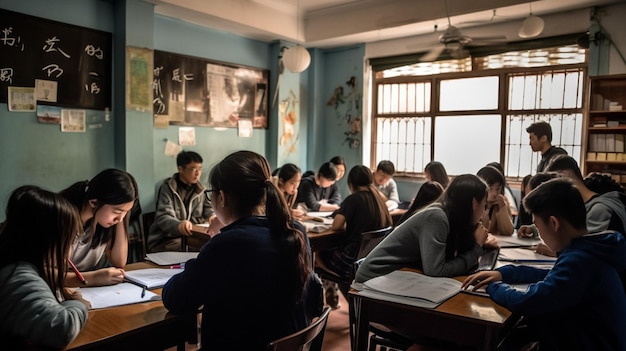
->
<box><xmin>148</xmin><ymin>151</ymin><xmax>217</xmax><ymax>252</ymax></box>
<box><xmin>526</xmin><ymin>121</ymin><xmax>567</xmax><ymax>173</ymax></box>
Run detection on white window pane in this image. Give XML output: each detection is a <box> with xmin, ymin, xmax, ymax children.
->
<box><xmin>509</xmin><ymin>76</ymin><xmax>525</xmax><ymax>110</ymax></box>
<box><xmin>440</xmin><ymin>76</ymin><xmax>499</xmax><ymax>111</ymax></box>
<box><xmin>434</xmin><ymin>115</ymin><xmax>501</xmax><ymax>175</ymax></box>
<box><xmin>399</xmin><ymin>83</ymin><xmax>407</xmax><ymax>113</ymax></box>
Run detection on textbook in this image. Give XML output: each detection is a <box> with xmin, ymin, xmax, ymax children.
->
<box><xmin>355</xmin><ymin>270</ymin><xmax>461</xmax><ymax>308</ymax></box>
<box><xmin>124</xmin><ymin>268</ymin><xmax>184</xmax><ymax>289</ymax></box>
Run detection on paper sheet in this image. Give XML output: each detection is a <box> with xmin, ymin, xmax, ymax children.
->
<box><xmin>145</xmin><ymin>251</ymin><xmax>199</xmax><ymax>265</ymax></box>
<box><xmin>124</xmin><ymin>268</ymin><xmax>184</xmax><ymax>289</ymax></box>
<box><xmin>79</xmin><ymin>283</ymin><xmax>160</xmax><ymax>309</ymax></box>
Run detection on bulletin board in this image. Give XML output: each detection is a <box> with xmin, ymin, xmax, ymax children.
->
<box><xmin>153</xmin><ymin>50</ymin><xmax>269</xmax><ymax>128</ymax></box>
<box><xmin>0</xmin><ymin>9</ymin><xmax>112</xmax><ymax>110</ymax></box>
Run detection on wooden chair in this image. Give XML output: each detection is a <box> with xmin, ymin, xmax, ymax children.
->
<box><xmin>314</xmin><ymin>226</ymin><xmax>393</xmax><ymax>350</ymax></box>
<box><xmin>266</xmin><ymin>306</ymin><xmax>331</xmax><ymax>351</ymax></box>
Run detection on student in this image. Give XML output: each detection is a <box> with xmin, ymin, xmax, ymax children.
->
<box><xmin>356</xmin><ymin>174</ymin><xmax>496</xmax><ymax>282</ymax></box>
<box><xmin>476</xmin><ymin>165</ymin><xmax>514</xmax><ymax>237</ymax></box>
<box><xmin>520</xmin><ymin>156</ymin><xmax>626</xmax><ymax>240</ymax></box>
<box><xmin>327</xmin><ymin>155</ymin><xmax>347</xmax><ymax>203</ymax></box>
<box><xmin>373</xmin><ymin>160</ymin><xmax>400</xmax><ymax>203</ymax></box>
<box><xmin>486</xmin><ymin>161</ymin><xmax>518</xmax><ymax>217</ymax></box>
<box><xmin>526</xmin><ymin>121</ymin><xmax>567</xmax><ymax>173</ymax></box>
<box><xmin>463</xmin><ymin>178</ymin><xmax>626</xmax><ymax>350</ymax></box>
<box><xmin>515</xmin><ymin>174</ymin><xmax>533</xmax><ymax>229</ymax></box>
<box><xmin>0</xmin><ymin>186</ymin><xmax>89</xmax><ymax>349</ymax></box>
<box><xmin>273</xmin><ymin>163</ymin><xmax>305</xmax><ymax>218</ymax></box>
<box><xmin>61</xmin><ymin>168</ymin><xmax>138</xmax><ymax>287</ymax></box>
<box><xmin>296</xmin><ymin>161</ymin><xmax>341</xmax><ymax>212</ymax></box>
<box><xmin>396</xmin><ymin>181</ymin><xmax>444</xmax><ymax>225</ymax></box>
<box><xmin>317</xmin><ymin>165</ymin><xmax>393</xmax><ymax>304</ymax></box>
<box><xmin>424</xmin><ymin>161</ymin><xmax>450</xmax><ymax>188</ymax></box>
<box><xmin>162</xmin><ymin>151</ymin><xmax>322</xmax><ymax>350</ymax></box>
<box><xmin>584</xmin><ymin>172</ymin><xmax>625</xmax><ymax>194</ymax></box>
<box><xmin>148</xmin><ymin>151</ymin><xmax>216</xmax><ymax>252</ymax></box>
<box><xmin>520</xmin><ymin>156</ymin><xmax>626</xmax><ymax>261</ymax></box>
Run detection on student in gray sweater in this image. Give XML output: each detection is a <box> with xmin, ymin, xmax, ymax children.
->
<box><xmin>0</xmin><ymin>186</ymin><xmax>89</xmax><ymax>349</ymax></box>
<box><xmin>356</xmin><ymin>174</ymin><xmax>498</xmax><ymax>282</ymax></box>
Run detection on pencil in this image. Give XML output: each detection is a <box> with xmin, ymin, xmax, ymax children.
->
<box><xmin>67</xmin><ymin>258</ymin><xmax>87</xmax><ymax>285</ymax></box>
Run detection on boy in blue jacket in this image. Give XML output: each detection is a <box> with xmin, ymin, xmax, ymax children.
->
<box><xmin>463</xmin><ymin>178</ymin><xmax>626</xmax><ymax>351</ymax></box>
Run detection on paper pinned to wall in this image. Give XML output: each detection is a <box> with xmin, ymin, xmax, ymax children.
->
<box><xmin>238</xmin><ymin>119</ymin><xmax>253</xmax><ymax>137</ymax></box>
<box><xmin>164</xmin><ymin>139</ymin><xmax>182</xmax><ymax>157</ymax></box>
<box><xmin>178</xmin><ymin>127</ymin><xmax>196</xmax><ymax>145</ymax></box>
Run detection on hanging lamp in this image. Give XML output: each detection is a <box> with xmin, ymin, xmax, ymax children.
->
<box><xmin>282</xmin><ymin>0</ymin><xmax>310</xmax><ymax>73</ymax></box>
<box><xmin>518</xmin><ymin>2</ymin><xmax>544</xmax><ymax>38</ymax></box>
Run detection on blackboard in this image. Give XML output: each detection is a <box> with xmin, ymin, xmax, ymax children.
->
<box><xmin>0</xmin><ymin>9</ymin><xmax>112</xmax><ymax>109</ymax></box>
<box><xmin>153</xmin><ymin>50</ymin><xmax>269</xmax><ymax>128</ymax></box>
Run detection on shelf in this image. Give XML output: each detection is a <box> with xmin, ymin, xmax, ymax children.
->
<box><xmin>589</xmin><ymin>110</ymin><xmax>626</xmax><ymax>115</ymax></box>
<box><xmin>586</xmin><ymin>160</ymin><xmax>626</xmax><ymax>165</ymax></box>
<box><xmin>589</xmin><ymin>126</ymin><xmax>626</xmax><ymax>131</ymax></box>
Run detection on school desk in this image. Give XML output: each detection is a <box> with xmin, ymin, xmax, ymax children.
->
<box><xmin>349</xmin><ymin>272</ymin><xmax>519</xmax><ymax>351</ymax></box>
<box><xmin>64</xmin><ymin>262</ymin><xmax>197</xmax><ymax>351</ymax></box>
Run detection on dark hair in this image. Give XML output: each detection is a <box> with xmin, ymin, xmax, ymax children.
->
<box><xmin>530</xmin><ymin>172</ymin><xmax>559</xmax><ymax>190</ymax></box>
<box><xmin>397</xmin><ymin>181</ymin><xmax>444</xmax><ymax>225</ymax></box>
<box><xmin>584</xmin><ymin>173</ymin><xmax>625</xmax><ymax>194</ymax></box>
<box><xmin>317</xmin><ymin>162</ymin><xmax>338</xmax><ymax>181</ymax></box>
<box><xmin>477</xmin><ymin>165</ymin><xmax>505</xmax><ymax>194</ymax></box>
<box><xmin>524</xmin><ymin>178</ymin><xmax>586</xmax><ymax>229</ymax></box>
<box><xmin>347</xmin><ymin>165</ymin><xmax>393</xmax><ymax>227</ymax></box>
<box><xmin>176</xmin><ymin>150</ymin><xmax>203</xmax><ymax>168</ymax></box>
<box><xmin>0</xmin><ymin>186</ymin><xmax>81</xmax><ymax>300</ymax></box>
<box><xmin>209</xmin><ymin>151</ymin><xmax>310</xmax><ymax>301</ymax></box>
<box><xmin>440</xmin><ymin>174</ymin><xmax>488</xmax><ymax>259</ymax></box>
<box><xmin>329</xmin><ymin>156</ymin><xmax>345</xmax><ymax>167</ymax></box>
<box><xmin>544</xmin><ymin>155</ymin><xmax>583</xmax><ymax>180</ymax></box>
<box><xmin>526</xmin><ymin>121</ymin><xmax>553</xmax><ymax>142</ymax></box>
<box><xmin>60</xmin><ymin>169</ymin><xmax>138</xmax><ymax>249</ymax></box>
<box><xmin>277</xmin><ymin>163</ymin><xmax>301</xmax><ymax>183</ymax></box>
<box><xmin>521</xmin><ymin>174</ymin><xmax>532</xmax><ymax>198</ymax></box>
<box><xmin>376</xmin><ymin>160</ymin><xmax>395</xmax><ymax>175</ymax></box>
<box><xmin>424</xmin><ymin>161</ymin><xmax>450</xmax><ymax>188</ymax></box>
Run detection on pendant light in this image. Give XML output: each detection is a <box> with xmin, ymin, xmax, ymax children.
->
<box><xmin>282</xmin><ymin>0</ymin><xmax>310</xmax><ymax>73</ymax></box>
<box><xmin>518</xmin><ymin>2</ymin><xmax>544</xmax><ymax>38</ymax></box>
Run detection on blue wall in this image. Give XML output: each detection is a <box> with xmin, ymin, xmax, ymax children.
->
<box><xmin>0</xmin><ymin>0</ymin><xmax>367</xmax><ymax>220</ymax></box>
<box><xmin>0</xmin><ymin>0</ymin><xmax>116</xmax><ymax>216</ymax></box>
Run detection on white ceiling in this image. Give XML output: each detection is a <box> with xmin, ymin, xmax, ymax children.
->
<box><xmin>147</xmin><ymin>0</ymin><xmax>622</xmax><ymax>48</ymax></box>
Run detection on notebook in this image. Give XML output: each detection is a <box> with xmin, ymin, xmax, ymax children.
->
<box><xmin>124</xmin><ymin>268</ymin><xmax>184</xmax><ymax>289</ymax></box>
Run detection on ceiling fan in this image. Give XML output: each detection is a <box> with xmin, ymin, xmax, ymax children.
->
<box><xmin>416</xmin><ymin>3</ymin><xmax>507</xmax><ymax>62</ymax></box>
<box><xmin>417</xmin><ymin>22</ymin><xmax>507</xmax><ymax>62</ymax></box>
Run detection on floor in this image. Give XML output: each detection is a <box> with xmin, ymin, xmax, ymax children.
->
<box><xmin>164</xmin><ymin>293</ymin><xmax>352</xmax><ymax>351</ymax></box>
<box><xmin>164</xmin><ymin>292</ymin><xmax>459</xmax><ymax>351</ymax></box>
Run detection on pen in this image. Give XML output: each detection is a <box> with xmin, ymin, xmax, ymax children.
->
<box><xmin>67</xmin><ymin>258</ymin><xmax>87</xmax><ymax>285</ymax></box>
<box><xmin>123</xmin><ymin>278</ymin><xmax>147</xmax><ymax>298</ymax></box>
<box><xmin>170</xmin><ymin>263</ymin><xmax>185</xmax><ymax>269</ymax></box>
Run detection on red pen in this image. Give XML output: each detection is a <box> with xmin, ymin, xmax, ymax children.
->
<box><xmin>68</xmin><ymin>258</ymin><xmax>87</xmax><ymax>285</ymax></box>
<box><xmin>170</xmin><ymin>263</ymin><xmax>185</xmax><ymax>269</ymax></box>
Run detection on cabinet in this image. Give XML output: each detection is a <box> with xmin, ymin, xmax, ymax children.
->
<box><xmin>584</xmin><ymin>74</ymin><xmax>626</xmax><ymax>185</ymax></box>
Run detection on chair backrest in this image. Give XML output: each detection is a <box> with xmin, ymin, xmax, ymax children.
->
<box><xmin>141</xmin><ymin>211</ymin><xmax>155</xmax><ymax>254</ymax></box>
<box><xmin>356</xmin><ymin>226</ymin><xmax>393</xmax><ymax>260</ymax></box>
<box><xmin>266</xmin><ymin>306</ymin><xmax>331</xmax><ymax>351</ymax></box>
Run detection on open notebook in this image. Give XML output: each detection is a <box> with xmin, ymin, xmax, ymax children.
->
<box><xmin>124</xmin><ymin>268</ymin><xmax>184</xmax><ymax>289</ymax></box>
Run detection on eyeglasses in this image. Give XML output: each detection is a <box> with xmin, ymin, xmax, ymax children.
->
<box><xmin>185</xmin><ymin>166</ymin><xmax>202</xmax><ymax>173</ymax></box>
<box><xmin>204</xmin><ymin>189</ymin><xmax>218</xmax><ymax>203</ymax></box>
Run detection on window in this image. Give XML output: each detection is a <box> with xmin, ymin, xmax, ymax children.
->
<box><xmin>371</xmin><ymin>44</ymin><xmax>586</xmax><ymax>178</ymax></box>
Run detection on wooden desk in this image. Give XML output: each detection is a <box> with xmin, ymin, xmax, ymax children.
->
<box><xmin>65</xmin><ymin>262</ymin><xmax>197</xmax><ymax>351</ymax></box>
<box><xmin>350</xmin><ymin>277</ymin><xmax>518</xmax><ymax>351</ymax></box>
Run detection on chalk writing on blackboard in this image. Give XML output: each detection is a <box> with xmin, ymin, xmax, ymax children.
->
<box><xmin>0</xmin><ymin>9</ymin><xmax>112</xmax><ymax>110</ymax></box>
<box><xmin>153</xmin><ymin>50</ymin><xmax>269</xmax><ymax>128</ymax></box>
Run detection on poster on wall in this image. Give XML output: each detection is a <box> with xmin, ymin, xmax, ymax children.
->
<box><xmin>126</xmin><ymin>47</ymin><xmax>153</xmax><ymax>111</ymax></box>
<box><xmin>153</xmin><ymin>50</ymin><xmax>269</xmax><ymax>129</ymax></box>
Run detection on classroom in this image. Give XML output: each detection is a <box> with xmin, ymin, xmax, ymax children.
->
<box><xmin>1</xmin><ymin>0</ymin><xmax>626</xmax><ymax>350</ymax></box>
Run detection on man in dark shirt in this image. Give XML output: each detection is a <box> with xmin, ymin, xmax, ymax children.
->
<box><xmin>526</xmin><ymin>121</ymin><xmax>568</xmax><ymax>173</ymax></box>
